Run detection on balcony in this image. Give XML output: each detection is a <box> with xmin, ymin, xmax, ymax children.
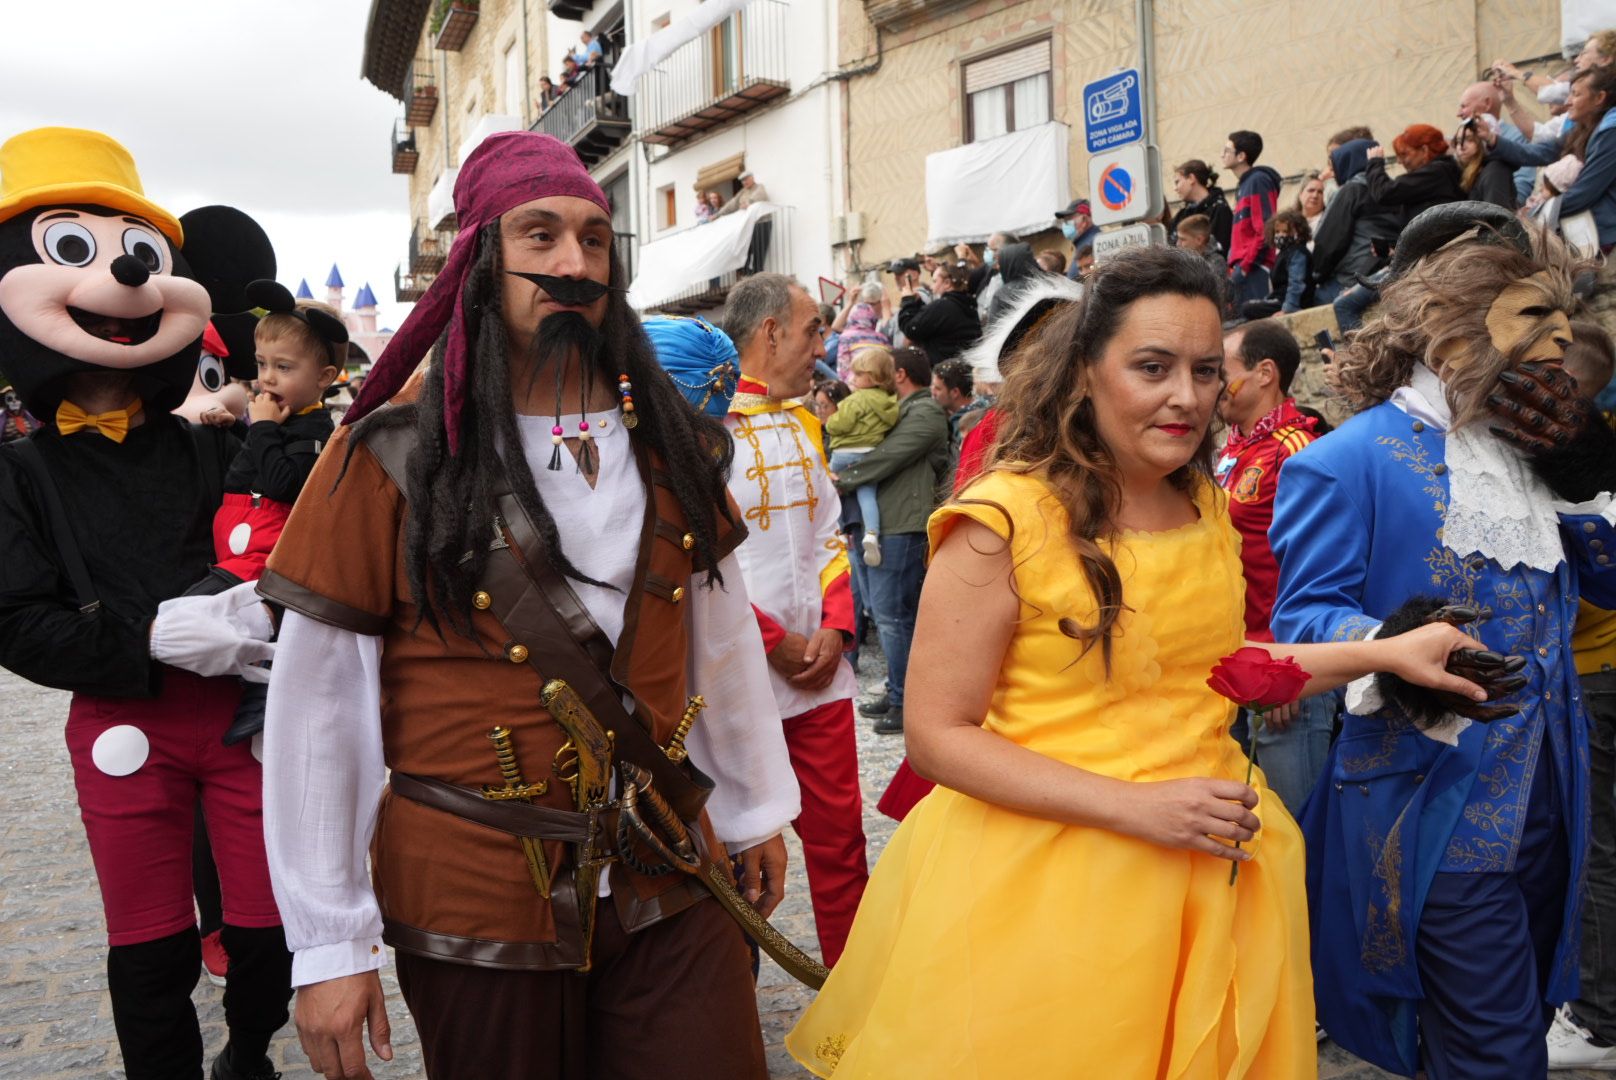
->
<box><xmin>432</xmin><ymin>0</ymin><xmax>479</xmax><ymax>51</ymax></box>
<box><xmin>532</xmin><ymin>64</ymin><xmax>630</xmax><ymax>166</ymax></box>
<box><xmin>410</xmin><ymin>219</ymin><xmax>452</xmax><ymax>275</ymax></box>
<box><xmin>391</xmin><ymin>120</ymin><xmax>419</xmax><ymax>174</ymax></box>
<box><xmin>406</xmin><ymin>60</ymin><xmax>438</xmax><ymax>126</ymax></box>
<box><xmin>863</xmin><ymin>0</ymin><xmax>975</xmax><ymax>32</ymax></box>
<box><xmin>631</xmin><ymin>206</ymin><xmax>791</xmax><ymax>315</ymax></box>
<box><xmin>428</xmin><ymin>168</ymin><xmax>458</xmax><ymax>232</ymax></box>
<box><xmin>637</xmin><ymin>3</ymin><xmax>789</xmax><ymax>148</ymax></box>
<box><xmin>547</xmin><ymin>0</ymin><xmax>591</xmax><ymax>19</ymax></box>
<box><xmin>396</xmin><ymin>265</ymin><xmax>430</xmax><ymax>302</ymax></box>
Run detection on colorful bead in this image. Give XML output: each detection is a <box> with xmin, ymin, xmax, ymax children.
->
<box><xmin>551</xmin><ymin>434</ymin><xmax>564</xmax><ymax>446</ymax></box>
<box><xmin>579</xmin><ymin>419</ymin><xmax>591</xmax><ymax>432</ymax></box>
<box><xmin>551</xmin><ymin>424</ymin><xmax>564</xmax><ymax>436</ymax></box>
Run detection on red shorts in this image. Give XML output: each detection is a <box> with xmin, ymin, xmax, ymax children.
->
<box><xmin>66</xmin><ymin>668</ymin><xmax>281</xmax><ymax>945</ymax></box>
<box><xmin>211</xmin><ymin>492</ymin><xmax>292</xmax><ymax>582</ymax></box>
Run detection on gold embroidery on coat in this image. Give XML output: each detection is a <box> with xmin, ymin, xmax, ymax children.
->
<box><xmin>733</xmin><ymin>414</ymin><xmax>818</xmax><ymax>531</ymax></box>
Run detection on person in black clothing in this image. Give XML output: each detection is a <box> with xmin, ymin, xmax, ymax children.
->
<box><xmin>985</xmin><ymin>242</ymin><xmax>1045</xmax><ymax>327</ymax></box>
<box><xmin>1365</xmin><ymin>123</ymin><xmax>1467</xmax><ymax>222</ymax></box>
<box><xmin>1454</xmin><ymin>117</ymin><xmax>1518</xmax><ymax>210</ymax></box>
<box><xmin>1170</xmin><ymin>159</ymin><xmax>1234</xmax><ymax>254</ymax></box>
<box><xmin>1241</xmin><ymin>209</ymin><xmax>1316</xmax><ymax>318</ymax></box>
<box><xmin>898</xmin><ymin>261</ymin><xmax>982</xmax><ymax>366</ymax></box>
<box><xmin>1310</xmin><ymin>138</ymin><xmax>1401</xmax><ymax>304</ymax></box>
<box><xmin>0</xmin><ymin>127</ymin><xmax>291</xmax><ymax>1080</ymax></box>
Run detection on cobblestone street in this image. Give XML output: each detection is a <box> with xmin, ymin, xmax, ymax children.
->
<box><xmin>0</xmin><ymin>657</ymin><xmax>1600</xmax><ymax>1078</ymax></box>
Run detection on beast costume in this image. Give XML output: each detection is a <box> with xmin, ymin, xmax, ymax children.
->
<box><xmin>1270</xmin><ymin>203</ymin><xmax>1616</xmax><ymax>1078</ymax></box>
<box><xmin>0</xmin><ymin>128</ymin><xmax>290</xmax><ymax>1080</ymax></box>
<box><xmin>259</xmin><ymin>132</ymin><xmax>803</xmax><ymax>1080</ymax></box>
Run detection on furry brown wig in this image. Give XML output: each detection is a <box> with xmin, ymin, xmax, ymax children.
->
<box><xmin>1331</xmin><ymin>225</ymin><xmax>1583</xmax><ymax>428</ymax></box>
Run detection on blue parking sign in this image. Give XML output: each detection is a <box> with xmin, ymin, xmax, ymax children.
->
<box><xmin>1083</xmin><ymin>70</ymin><xmax>1142</xmax><ymax>153</ymax></box>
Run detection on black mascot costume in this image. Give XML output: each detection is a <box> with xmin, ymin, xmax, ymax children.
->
<box><xmin>0</xmin><ymin>127</ymin><xmax>293</xmax><ymax>1080</ymax></box>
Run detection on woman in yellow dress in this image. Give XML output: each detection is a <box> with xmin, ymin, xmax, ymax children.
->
<box><xmin>786</xmin><ymin>248</ymin><xmax>1504</xmax><ymax>1079</ymax></box>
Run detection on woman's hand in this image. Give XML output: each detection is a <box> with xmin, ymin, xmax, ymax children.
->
<box><xmin>1109</xmin><ymin>777</ymin><xmax>1259</xmax><ymax>862</ymax></box>
<box><xmin>1376</xmin><ymin>620</ymin><xmax>1497</xmax><ymax>704</ymax></box>
<box><xmin>1366</xmin><ymin>143</ymin><xmax>1386</xmax><ymax>160</ymax></box>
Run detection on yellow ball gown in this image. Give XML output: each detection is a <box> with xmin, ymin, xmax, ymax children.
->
<box><xmin>786</xmin><ymin>471</ymin><xmax>1314</xmax><ymax>1079</ymax></box>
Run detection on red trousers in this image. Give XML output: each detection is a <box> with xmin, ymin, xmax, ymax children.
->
<box><xmin>66</xmin><ymin>668</ymin><xmax>281</xmax><ymax>945</ymax></box>
<box><xmin>782</xmin><ymin>698</ymin><xmax>868</xmax><ymax>966</ymax></box>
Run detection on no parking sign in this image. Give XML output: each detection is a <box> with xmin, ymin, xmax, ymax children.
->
<box><xmin>1087</xmin><ymin>143</ymin><xmax>1161</xmax><ymax>227</ymax></box>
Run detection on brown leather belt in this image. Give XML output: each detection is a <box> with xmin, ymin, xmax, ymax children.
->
<box><xmin>390</xmin><ymin>772</ymin><xmax>594</xmax><ymax>843</ymax></box>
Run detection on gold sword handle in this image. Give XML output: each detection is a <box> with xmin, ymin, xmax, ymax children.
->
<box><xmin>665</xmin><ymin>695</ymin><xmax>707</xmax><ymax>764</ymax></box>
<box><xmin>485</xmin><ymin>726</ymin><xmax>552</xmax><ymax>899</ymax></box>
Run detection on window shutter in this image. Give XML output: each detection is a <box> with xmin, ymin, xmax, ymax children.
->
<box><xmin>964</xmin><ymin>39</ymin><xmax>1051</xmax><ymax>95</ymax></box>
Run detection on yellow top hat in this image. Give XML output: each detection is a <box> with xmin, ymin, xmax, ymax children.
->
<box><xmin>0</xmin><ymin>127</ymin><xmax>183</xmax><ymax>246</ymax></box>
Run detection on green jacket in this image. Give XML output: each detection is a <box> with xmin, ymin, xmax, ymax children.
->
<box><xmin>826</xmin><ymin>388</ymin><xmax>899</xmax><ymax>449</ymax></box>
<box><xmin>835</xmin><ymin>389</ymin><xmax>950</xmax><ymax>535</ymax></box>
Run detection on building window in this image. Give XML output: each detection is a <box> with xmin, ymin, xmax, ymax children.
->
<box><xmin>657</xmin><ymin>183</ymin><xmax>677</xmax><ymax>231</ymax></box>
<box><xmin>501</xmin><ymin>40</ymin><xmax>522</xmax><ymax>116</ymax></box>
<box><xmin>963</xmin><ymin>38</ymin><xmax>1052</xmax><ymax>143</ymax></box>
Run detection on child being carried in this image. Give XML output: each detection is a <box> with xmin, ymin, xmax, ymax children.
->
<box><xmin>826</xmin><ymin>346</ymin><xmax>899</xmax><ymax>567</ymax></box>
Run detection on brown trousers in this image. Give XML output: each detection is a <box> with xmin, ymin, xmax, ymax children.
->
<box><xmin>394</xmin><ymin>896</ymin><xmax>769</xmax><ymax>1080</ymax></box>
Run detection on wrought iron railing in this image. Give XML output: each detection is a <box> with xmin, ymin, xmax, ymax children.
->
<box><xmin>533</xmin><ymin>63</ymin><xmax>629</xmax><ymax>146</ymax></box>
<box><xmin>409</xmin><ymin>218</ymin><xmax>451</xmax><ymax>275</ymax></box>
<box><xmin>391</xmin><ymin>119</ymin><xmax>419</xmax><ymax>174</ymax></box>
<box><xmin>406</xmin><ymin>59</ymin><xmax>439</xmax><ymax>126</ymax></box>
<box><xmin>636</xmin><ymin>1</ymin><xmax>789</xmax><ymax>142</ymax></box>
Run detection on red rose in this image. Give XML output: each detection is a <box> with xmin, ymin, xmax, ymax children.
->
<box><xmin>1207</xmin><ymin>647</ymin><xmax>1311</xmax><ymax>709</ymax></box>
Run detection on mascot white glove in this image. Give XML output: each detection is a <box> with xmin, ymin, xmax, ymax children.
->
<box><xmin>148</xmin><ymin>580</ymin><xmax>276</xmax><ymax>682</ymax></box>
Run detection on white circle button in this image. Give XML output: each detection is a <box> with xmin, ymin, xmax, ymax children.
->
<box><xmin>228</xmin><ymin>523</ymin><xmax>252</xmax><ymax>555</ymax></box>
<box><xmin>91</xmin><ymin>725</ymin><xmax>150</xmax><ymax>776</ymax></box>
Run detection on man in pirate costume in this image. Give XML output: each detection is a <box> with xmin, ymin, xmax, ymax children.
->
<box><xmin>1271</xmin><ymin>202</ymin><xmax>1616</xmax><ymax>1078</ymax></box>
<box><xmin>258</xmin><ymin>131</ymin><xmax>802</xmax><ymax>1080</ymax></box>
<box><xmin>0</xmin><ymin>128</ymin><xmax>290</xmax><ymax>1080</ymax></box>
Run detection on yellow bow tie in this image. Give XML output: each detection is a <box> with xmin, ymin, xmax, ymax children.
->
<box><xmin>56</xmin><ymin>399</ymin><xmax>143</xmax><ymax>443</ymax></box>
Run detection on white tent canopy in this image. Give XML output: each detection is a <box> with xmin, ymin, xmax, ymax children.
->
<box><xmin>924</xmin><ymin>121</ymin><xmax>1071</xmax><ymax>247</ymax></box>
<box><xmin>627</xmin><ymin>202</ymin><xmax>778</xmax><ymax>311</ymax></box>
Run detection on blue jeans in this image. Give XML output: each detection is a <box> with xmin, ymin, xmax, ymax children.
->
<box><xmin>848</xmin><ymin>526</ymin><xmax>925</xmax><ymax>708</ymax></box>
<box><xmin>1230</xmin><ymin>264</ymin><xmax>1270</xmax><ymax>307</ymax></box>
<box><xmin>828</xmin><ymin>449</ymin><xmax>880</xmax><ymax>536</ymax></box>
<box><xmin>1332</xmin><ymin>282</ymin><xmax>1379</xmax><ymax>333</ymax></box>
<box><xmin>1229</xmin><ymin>690</ymin><xmax>1337</xmax><ymax>815</ymax></box>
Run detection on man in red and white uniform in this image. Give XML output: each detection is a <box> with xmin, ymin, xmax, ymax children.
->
<box><xmin>1214</xmin><ymin>320</ymin><xmax>1327</xmax><ymax>813</ymax></box>
<box><xmin>719</xmin><ymin>273</ymin><xmax>868</xmax><ymax>965</ymax></box>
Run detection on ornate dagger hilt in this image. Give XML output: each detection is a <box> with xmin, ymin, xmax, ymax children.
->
<box><xmin>483</xmin><ymin>726</ymin><xmax>552</xmax><ymax>899</ymax></box>
<box><xmin>484</xmin><ymin>726</ymin><xmax>549</xmax><ymax>801</ymax></box>
<box><xmin>665</xmin><ymin>695</ymin><xmax>707</xmax><ymax>764</ymax></box>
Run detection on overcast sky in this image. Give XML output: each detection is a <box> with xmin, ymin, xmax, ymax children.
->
<box><xmin>0</xmin><ymin>1</ymin><xmax>416</xmax><ymax>331</ymax></box>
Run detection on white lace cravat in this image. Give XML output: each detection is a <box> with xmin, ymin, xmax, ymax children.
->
<box><xmin>1393</xmin><ymin>364</ymin><xmax>1569</xmax><ymax>574</ymax></box>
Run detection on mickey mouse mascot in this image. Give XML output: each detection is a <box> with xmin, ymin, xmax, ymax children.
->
<box><xmin>0</xmin><ymin>128</ymin><xmax>291</xmax><ymax>1080</ymax></box>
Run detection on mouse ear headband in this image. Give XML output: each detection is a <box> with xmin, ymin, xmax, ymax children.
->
<box><xmin>245</xmin><ymin>279</ymin><xmax>349</xmax><ymax>366</ymax></box>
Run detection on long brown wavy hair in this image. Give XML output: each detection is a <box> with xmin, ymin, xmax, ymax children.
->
<box><xmin>1331</xmin><ymin>226</ymin><xmax>1581</xmax><ymax>428</ymax></box>
<box><xmin>972</xmin><ymin>246</ymin><xmax>1225</xmax><ymax>673</ymax></box>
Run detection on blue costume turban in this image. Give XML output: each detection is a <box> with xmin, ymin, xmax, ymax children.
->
<box><xmin>642</xmin><ymin>316</ymin><xmax>739</xmax><ymax>417</ymax></box>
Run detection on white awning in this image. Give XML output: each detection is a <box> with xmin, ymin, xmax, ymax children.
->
<box><xmin>924</xmin><ymin>121</ymin><xmax>1071</xmax><ymax>247</ymax></box>
<box><xmin>627</xmin><ymin>202</ymin><xmax>777</xmax><ymax>310</ymax></box>
<box><xmin>427</xmin><ymin>168</ymin><xmax>458</xmax><ymax>232</ymax></box>
<box><xmin>611</xmin><ymin>0</ymin><xmax>760</xmax><ymax>96</ymax></box>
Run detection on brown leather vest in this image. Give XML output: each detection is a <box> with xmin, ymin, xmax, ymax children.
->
<box><xmin>361</xmin><ymin>420</ymin><xmax>739</xmax><ymax>970</ymax></box>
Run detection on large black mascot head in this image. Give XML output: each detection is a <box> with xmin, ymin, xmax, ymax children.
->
<box><xmin>0</xmin><ymin>127</ymin><xmax>274</xmax><ymax>419</ymax></box>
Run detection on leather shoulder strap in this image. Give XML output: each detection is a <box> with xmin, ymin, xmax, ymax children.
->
<box><xmin>364</xmin><ymin>417</ymin><xmax>711</xmax><ymax>821</ymax></box>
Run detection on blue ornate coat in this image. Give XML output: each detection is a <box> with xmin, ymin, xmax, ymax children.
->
<box><xmin>1269</xmin><ymin>399</ymin><xmax>1616</xmax><ymax>1075</ymax></box>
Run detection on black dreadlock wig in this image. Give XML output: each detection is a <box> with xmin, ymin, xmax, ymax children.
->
<box><xmin>347</xmin><ymin>220</ymin><xmax>737</xmax><ymax>640</ymax></box>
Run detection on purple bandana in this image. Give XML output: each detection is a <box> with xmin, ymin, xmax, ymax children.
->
<box><xmin>344</xmin><ymin>131</ymin><xmax>610</xmax><ymax>453</ymax></box>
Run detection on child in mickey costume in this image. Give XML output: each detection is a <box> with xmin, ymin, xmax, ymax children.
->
<box><xmin>0</xmin><ymin>127</ymin><xmax>292</xmax><ymax>1080</ymax></box>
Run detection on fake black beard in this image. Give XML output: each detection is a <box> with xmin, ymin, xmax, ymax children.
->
<box><xmin>505</xmin><ymin>270</ymin><xmax>617</xmax><ymax>305</ymax></box>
